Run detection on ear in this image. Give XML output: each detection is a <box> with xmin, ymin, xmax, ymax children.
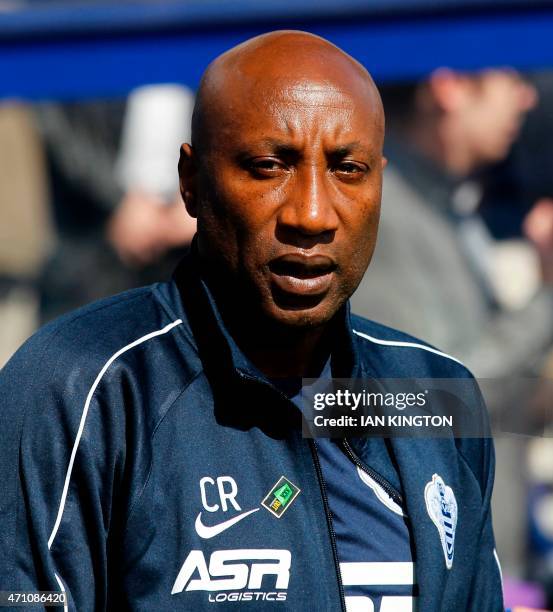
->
<box><xmin>178</xmin><ymin>143</ymin><xmax>198</xmax><ymax>218</ymax></box>
<box><xmin>428</xmin><ymin>68</ymin><xmax>468</xmax><ymax>112</ymax></box>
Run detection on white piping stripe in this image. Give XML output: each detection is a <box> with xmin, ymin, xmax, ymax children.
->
<box><xmin>353</xmin><ymin>329</ymin><xmax>464</xmax><ymax>366</ymax></box>
<box><xmin>493</xmin><ymin>548</ymin><xmax>503</xmax><ymax>589</ymax></box>
<box><xmin>47</xmin><ymin>319</ymin><xmax>183</xmax><ymax>550</ymax></box>
<box><xmin>54</xmin><ymin>572</ymin><xmax>68</xmax><ymax>612</ymax></box>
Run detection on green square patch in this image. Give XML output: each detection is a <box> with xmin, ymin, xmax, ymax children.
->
<box><xmin>261</xmin><ymin>476</ymin><xmax>301</xmax><ymax>518</ymax></box>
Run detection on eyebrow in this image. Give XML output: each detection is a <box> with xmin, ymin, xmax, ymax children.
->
<box><xmin>255</xmin><ymin>138</ymin><xmax>298</xmax><ymax>152</ymax></box>
<box><xmin>236</xmin><ymin>139</ymin><xmax>299</xmax><ymax>160</ymax></box>
<box><xmin>331</xmin><ymin>142</ymin><xmax>367</xmax><ymax>156</ymax></box>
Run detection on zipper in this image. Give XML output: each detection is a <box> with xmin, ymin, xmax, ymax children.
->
<box><xmin>341</xmin><ymin>438</ymin><xmax>403</xmax><ymax>507</ymax></box>
<box><xmin>309</xmin><ymin>440</ymin><xmax>347</xmax><ymax>612</ymax></box>
<box><xmin>236</xmin><ymin>369</ymin><xmax>296</xmax><ymax>404</ymax></box>
<box><xmin>237</xmin><ymin>370</ymin><xmax>347</xmax><ymax>609</ymax></box>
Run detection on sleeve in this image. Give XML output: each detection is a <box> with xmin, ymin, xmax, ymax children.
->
<box><xmin>461</xmin><ymin>289</ymin><xmax>553</xmax><ymax>379</ymax></box>
<box><xmin>466</xmin><ymin>435</ymin><xmax>505</xmax><ymax>611</ymax></box>
<box><xmin>0</xmin><ymin>332</ymin><xmax>129</xmax><ymax>612</ymax></box>
<box><xmin>451</xmin><ymin>373</ymin><xmax>504</xmax><ymax>611</ymax></box>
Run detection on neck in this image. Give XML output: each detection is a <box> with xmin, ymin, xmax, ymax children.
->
<box><xmin>240</xmin><ymin>323</ymin><xmax>331</xmax><ymax>379</ymax></box>
<box><xmin>202</xmin><ymin>268</ymin><xmax>333</xmax><ymax>379</ymax></box>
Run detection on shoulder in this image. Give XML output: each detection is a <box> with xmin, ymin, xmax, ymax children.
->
<box><xmin>14</xmin><ymin>286</ymin><xmax>179</xmax><ymax>364</ymax></box>
<box><xmin>0</xmin><ymin>285</ymin><xmax>191</xmax><ymax>411</ymax></box>
<box><xmin>350</xmin><ymin>314</ymin><xmax>471</xmax><ymax>378</ymax></box>
<box><xmin>351</xmin><ymin>315</ymin><xmax>493</xmax><ymax>489</ymax></box>
<box><xmin>0</xmin><ymin>284</ymin><xmax>204</xmax><ymax>469</ymax></box>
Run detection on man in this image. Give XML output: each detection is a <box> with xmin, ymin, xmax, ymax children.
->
<box><xmin>0</xmin><ymin>32</ymin><xmax>502</xmax><ymax>611</ymax></box>
<box><xmin>351</xmin><ymin>68</ymin><xmax>543</xmax><ymax>377</ymax></box>
<box><xmin>109</xmin><ymin>84</ymin><xmax>197</xmax><ymax>268</ymax></box>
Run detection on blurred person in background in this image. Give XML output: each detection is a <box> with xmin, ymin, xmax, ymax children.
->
<box><xmin>0</xmin><ymin>102</ymin><xmax>53</xmax><ymax>367</ymax></box>
<box><xmin>350</xmin><ymin>67</ymin><xmax>550</xmax><ymax>603</ymax></box>
<box><xmin>34</xmin><ymin>97</ymin><xmax>129</xmax><ymax>321</ymax></box>
<box><xmin>351</xmin><ymin>68</ymin><xmax>543</xmax><ymax>376</ymax></box>
<box><xmin>35</xmin><ymin>84</ymin><xmax>196</xmax><ymax>325</ymax></box>
<box><xmin>108</xmin><ymin>84</ymin><xmax>196</xmax><ymax>268</ymax></box>
<box><xmin>483</xmin><ymin>72</ymin><xmax>553</xmax><ymax>606</ymax></box>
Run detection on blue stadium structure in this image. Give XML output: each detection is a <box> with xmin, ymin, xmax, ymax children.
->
<box><xmin>1</xmin><ymin>0</ymin><xmax>552</xmax><ymax>100</ymax></box>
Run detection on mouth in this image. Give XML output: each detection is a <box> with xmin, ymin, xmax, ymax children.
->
<box><xmin>268</xmin><ymin>254</ymin><xmax>337</xmax><ymax>300</ymax></box>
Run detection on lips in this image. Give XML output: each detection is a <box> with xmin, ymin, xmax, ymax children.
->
<box><xmin>268</xmin><ymin>254</ymin><xmax>337</xmax><ymax>298</ymax></box>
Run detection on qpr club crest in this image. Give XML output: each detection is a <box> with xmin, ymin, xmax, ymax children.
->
<box><xmin>424</xmin><ymin>474</ymin><xmax>458</xmax><ymax>570</ymax></box>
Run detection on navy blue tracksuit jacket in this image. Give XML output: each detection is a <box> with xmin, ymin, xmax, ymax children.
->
<box><xmin>0</xmin><ymin>253</ymin><xmax>503</xmax><ymax>611</ymax></box>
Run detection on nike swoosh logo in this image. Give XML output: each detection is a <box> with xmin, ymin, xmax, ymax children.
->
<box><xmin>195</xmin><ymin>508</ymin><xmax>259</xmax><ymax>539</ymax></box>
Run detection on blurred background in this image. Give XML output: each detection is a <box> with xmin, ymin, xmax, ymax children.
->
<box><xmin>2</xmin><ymin>0</ymin><xmax>553</xmax><ymax>608</ymax></box>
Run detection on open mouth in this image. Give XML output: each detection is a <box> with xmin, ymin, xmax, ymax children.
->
<box><xmin>269</xmin><ymin>256</ymin><xmax>336</xmax><ymax>279</ymax></box>
<box><xmin>268</xmin><ymin>254</ymin><xmax>337</xmax><ymax>303</ymax></box>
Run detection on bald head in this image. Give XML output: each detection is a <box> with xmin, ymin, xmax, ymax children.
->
<box><xmin>191</xmin><ymin>30</ymin><xmax>384</xmax><ymax>155</ymax></box>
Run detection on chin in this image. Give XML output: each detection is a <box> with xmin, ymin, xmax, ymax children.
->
<box><xmin>263</xmin><ymin>296</ymin><xmax>343</xmax><ymax>330</ymax></box>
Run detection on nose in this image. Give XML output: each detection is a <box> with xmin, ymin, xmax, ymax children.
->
<box><xmin>277</xmin><ymin>164</ymin><xmax>339</xmax><ymax>238</ymax></box>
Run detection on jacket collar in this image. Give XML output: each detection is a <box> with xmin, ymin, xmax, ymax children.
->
<box><xmin>172</xmin><ymin>247</ymin><xmax>360</xmax><ymax>434</ymax></box>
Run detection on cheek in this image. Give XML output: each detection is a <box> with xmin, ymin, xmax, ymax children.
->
<box><xmin>346</xmin><ymin>190</ymin><xmax>382</xmax><ymax>243</ymax></box>
<box><xmin>338</xmin><ymin>197</ymin><xmax>382</xmax><ymax>283</ymax></box>
<box><xmin>213</xmin><ymin>169</ymin><xmax>281</xmax><ymax>229</ymax></box>
<box><xmin>203</xmin><ymin>200</ymin><xmax>280</xmax><ymax>275</ymax></box>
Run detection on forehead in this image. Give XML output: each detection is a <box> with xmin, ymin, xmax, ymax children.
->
<box><xmin>211</xmin><ymin>76</ymin><xmax>383</xmax><ymax>149</ymax></box>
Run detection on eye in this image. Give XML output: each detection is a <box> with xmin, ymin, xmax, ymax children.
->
<box><xmin>246</xmin><ymin>157</ymin><xmax>287</xmax><ymax>178</ymax></box>
<box><xmin>333</xmin><ymin>161</ymin><xmax>368</xmax><ymax>180</ymax></box>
